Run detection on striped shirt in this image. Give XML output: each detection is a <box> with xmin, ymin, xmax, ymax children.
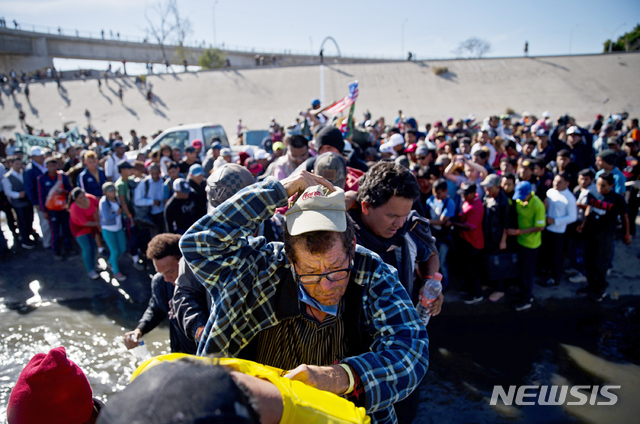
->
<box><xmin>180</xmin><ymin>177</ymin><xmax>429</xmax><ymax>424</ymax></box>
<box><xmin>255</xmin><ymin>306</ymin><xmax>346</xmax><ymax>370</ymax></box>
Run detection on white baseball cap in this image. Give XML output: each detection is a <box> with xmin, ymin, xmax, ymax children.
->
<box><xmin>285</xmin><ymin>186</ymin><xmax>346</xmax><ymax>236</ymax></box>
<box><xmin>29</xmin><ymin>146</ymin><xmax>44</xmax><ymax>156</ymax></box>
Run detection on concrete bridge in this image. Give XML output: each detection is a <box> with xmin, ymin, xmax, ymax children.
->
<box><xmin>0</xmin><ymin>26</ymin><xmax>394</xmax><ymax>73</ymax></box>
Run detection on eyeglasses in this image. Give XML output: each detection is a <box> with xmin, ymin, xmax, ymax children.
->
<box><xmin>295</xmin><ymin>254</ymin><xmax>352</xmax><ymax>286</ymax></box>
<box><xmin>417</xmin><ymin>156</ymin><xmax>427</xmax><ymax>160</ymax></box>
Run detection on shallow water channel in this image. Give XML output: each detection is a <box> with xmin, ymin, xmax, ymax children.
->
<box><xmin>0</xmin><ymin>284</ymin><xmax>638</xmax><ymax>423</ymax></box>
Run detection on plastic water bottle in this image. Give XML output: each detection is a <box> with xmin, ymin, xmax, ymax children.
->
<box><xmin>131</xmin><ymin>340</ymin><xmax>152</xmax><ymax>361</ymax></box>
<box><xmin>416</xmin><ymin>273</ymin><xmax>443</xmax><ymax>326</ymax></box>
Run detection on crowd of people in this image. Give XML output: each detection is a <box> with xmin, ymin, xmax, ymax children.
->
<box><xmin>2</xmin><ymin>103</ymin><xmax>639</xmax><ymax>423</ymax></box>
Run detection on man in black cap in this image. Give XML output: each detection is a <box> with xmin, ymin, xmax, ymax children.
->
<box><xmin>164</xmin><ymin>178</ymin><xmax>200</xmax><ymax>234</ymax></box>
<box><xmin>300</xmin><ymin>126</ymin><xmax>368</xmax><ymax>173</ymax></box>
<box><xmin>532</xmin><ymin>127</ymin><xmax>556</xmax><ymax>166</ymax></box>
<box><xmin>595</xmin><ymin>149</ymin><xmax>626</xmax><ymax>195</ymax></box>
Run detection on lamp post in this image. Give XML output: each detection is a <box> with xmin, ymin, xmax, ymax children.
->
<box><xmin>569</xmin><ymin>24</ymin><xmax>579</xmax><ymax>54</ymax></box>
<box><xmin>401</xmin><ymin>18</ymin><xmax>408</xmax><ymax>59</ymax></box>
<box><xmin>212</xmin><ymin>0</ymin><xmax>219</xmax><ymax>47</ymax></box>
<box><xmin>604</xmin><ymin>22</ymin><xmax>626</xmax><ymax>53</ymax></box>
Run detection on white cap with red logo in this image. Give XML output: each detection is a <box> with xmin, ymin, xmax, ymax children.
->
<box><xmin>285</xmin><ymin>185</ymin><xmax>346</xmax><ymax>236</ymax></box>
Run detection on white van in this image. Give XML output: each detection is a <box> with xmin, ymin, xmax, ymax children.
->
<box><xmin>127</xmin><ymin>123</ymin><xmax>229</xmax><ymax>161</ymax></box>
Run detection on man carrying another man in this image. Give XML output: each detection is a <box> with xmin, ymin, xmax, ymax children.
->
<box><xmin>180</xmin><ymin>171</ymin><xmax>429</xmax><ymax>424</ymax></box>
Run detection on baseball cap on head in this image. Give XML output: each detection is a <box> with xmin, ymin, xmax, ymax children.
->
<box><xmin>102</xmin><ymin>182</ymin><xmax>116</xmax><ymax>193</ymax></box>
<box><xmin>480</xmin><ymin>174</ymin><xmax>500</xmax><ymax>188</ymax></box>
<box><xmin>220</xmin><ymin>148</ymin><xmax>232</xmax><ymax>157</ymax></box>
<box><xmin>191</xmin><ymin>139</ymin><xmax>203</xmax><ymax>149</ymax></box>
<box><xmin>388</xmin><ymin>133</ymin><xmax>405</xmax><ymax>147</ymax></box>
<box><xmin>457</xmin><ymin>181</ymin><xmax>477</xmax><ymax>195</ymax></box>
<box><xmin>314</xmin><ymin>152</ymin><xmax>346</xmax><ymax>189</ymax></box>
<box><xmin>244</xmin><ymin>159</ymin><xmax>263</xmax><ymax>176</ymax></box>
<box><xmin>188</xmin><ymin>164</ymin><xmax>204</xmax><ymax>177</ymax></box>
<box><xmin>272</xmin><ymin>142</ymin><xmax>285</xmax><ymax>152</ymax></box>
<box><xmin>29</xmin><ymin>146</ymin><xmax>44</xmax><ymax>156</ymax></box>
<box><xmin>521</xmin><ymin>159</ymin><xmax>535</xmax><ymax>170</ymax></box>
<box><xmin>566</xmin><ymin>126</ymin><xmax>581</xmax><ymax>136</ymax></box>
<box><xmin>513</xmin><ymin>181</ymin><xmax>533</xmax><ymax>201</ymax></box>
<box><xmin>415</xmin><ymin>145</ymin><xmax>429</xmax><ymax>157</ymax></box>
<box><xmin>117</xmin><ymin>160</ymin><xmax>133</xmax><ymax>171</ymax></box>
<box><xmin>404</xmin><ymin>143</ymin><xmax>417</xmax><ymax>154</ymax></box>
<box><xmin>96</xmin><ymin>359</ymin><xmax>258</xmax><ymax>424</ymax></box>
<box><xmin>206</xmin><ymin>163</ymin><xmax>255</xmax><ymax>209</ymax></box>
<box><xmin>254</xmin><ymin>149</ymin><xmax>269</xmax><ymax>160</ymax></box>
<box><xmin>285</xmin><ymin>185</ymin><xmax>346</xmax><ymax>236</ymax></box>
<box><xmin>173</xmin><ymin>178</ymin><xmax>192</xmax><ymax>193</ymax></box>
<box><xmin>535</xmin><ymin>128</ymin><xmax>548</xmax><ymax>137</ymax></box>
<box><xmin>211</xmin><ymin>141</ymin><xmax>222</xmax><ymax>150</ymax></box>
<box><xmin>597</xmin><ymin>149</ymin><xmax>618</xmax><ymax>165</ymax></box>
<box><xmin>112</xmin><ymin>140</ymin><xmax>125</xmax><ymax>149</ymax></box>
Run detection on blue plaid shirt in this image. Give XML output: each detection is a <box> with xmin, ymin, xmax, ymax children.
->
<box><xmin>180</xmin><ymin>177</ymin><xmax>429</xmax><ymax>424</ymax></box>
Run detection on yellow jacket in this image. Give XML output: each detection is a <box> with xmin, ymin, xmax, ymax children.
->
<box><xmin>131</xmin><ymin>354</ymin><xmax>371</xmax><ymax>424</ymax></box>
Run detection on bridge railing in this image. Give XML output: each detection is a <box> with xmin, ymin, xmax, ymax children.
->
<box><xmin>3</xmin><ymin>19</ymin><xmax>405</xmax><ymax>61</ymax></box>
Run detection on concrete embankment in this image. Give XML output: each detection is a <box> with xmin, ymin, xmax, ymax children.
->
<box><xmin>1</xmin><ymin>52</ymin><xmax>639</xmax><ymax>139</ymax></box>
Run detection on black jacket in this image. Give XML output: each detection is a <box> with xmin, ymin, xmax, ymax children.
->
<box><xmin>136</xmin><ymin>272</ymin><xmax>197</xmax><ymax>354</ymax></box>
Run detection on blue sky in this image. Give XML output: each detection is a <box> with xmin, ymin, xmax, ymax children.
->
<box><xmin>4</xmin><ymin>0</ymin><xmax>640</xmax><ymax>71</ymax></box>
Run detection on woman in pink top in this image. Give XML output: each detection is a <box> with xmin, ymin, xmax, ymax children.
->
<box><xmin>68</xmin><ymin>187</ymin><xmax>101</xmax><ymax>279</ymax></box>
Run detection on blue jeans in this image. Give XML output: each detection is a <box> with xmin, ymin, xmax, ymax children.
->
<box><xmin>75</xmin><ymin>233</ymin><xmax>97</xmax><ymax>273</ymax></box>
<box><xmin>102</xmin><ymin>229</ymin><xmax>127</xmax><ymax>274</ymax></box>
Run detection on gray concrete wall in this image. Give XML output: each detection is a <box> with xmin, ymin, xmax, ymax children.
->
<box><xmin>1</xmin><ymin>53</ymin><xmax>638</xmax><ymax>140</ymax></box>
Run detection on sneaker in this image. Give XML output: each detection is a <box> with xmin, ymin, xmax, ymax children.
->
<box><xmin>462</xmin><ymin>293</ymin><xmax>483</xmax><ymax>304</ymax></box>
<box><xmin>132</xmin><ymin>260</ymin><xmax>145</xmax><ymax>271</ymax></box>
<box><xmin>114</xmin><ymin>273</ymin><xmax>127</xmax><ymax>282</ymax></box>
<box><xmin>488</xmin><ymin>291</ymin><xmax>505</xmax><ymax>302</ymax></box>
<box><xmin>54</xmin><ymin>253</ymin><xmax>64</xmax><ymax>261</ymax></box>
<box><xmin>538</xmin><ymin>278</ymin><xmax>560</xmax><ymax>288</ymax></box>
<box><xmin>21</xmin><ymin>242</ymin><xmax>35</xmax><ymax>250</ymax></box>
<box><xmin>606</xmin><ymin>269</ymin><xmax>612</xmax><ymax>277</ymax></box>
<box><xmin>565</xmin><ymin>268</ymin><xmax>579</xmax><ymax>276</ymax></box>
<box><xmin>588</xmin><ymin>290</ymin><xmax>607</xmax><ymax>302</ymax></box>
<box><xmin>569</xmin><ymin>273</ymin><xmax>587</xmax><ymax>284</ymax></box>
<box><xmin>88</xmin><ymin>270</ymin><xmax>100</xmax><ymax>280</ymax></box>
<box><xmin>576</xmin><ymin>286</ymin><xmax>590</xmax><ymax>297</ymax></box>
<box><xmin>514</xmin><ymin>298</ymin><xmax>534</xmax><ymax>311</ymax></box>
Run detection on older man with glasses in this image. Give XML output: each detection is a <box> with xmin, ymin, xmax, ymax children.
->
<box><xmin>181</xmin><ymin>171</ymin><xmax>429</xmax><ymax>424</ymax></box>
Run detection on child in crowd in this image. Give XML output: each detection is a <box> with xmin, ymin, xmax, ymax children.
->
<box><xmin>99</xmin><ymin>182</ymin><xmax>127</xmax><ymax>281</ymax></box>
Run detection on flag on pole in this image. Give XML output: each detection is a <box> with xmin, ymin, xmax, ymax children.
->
<box><xmin>340</xmin><ymin>102</ymin><xmax>355</xmax><ymax>139</ymax></box>
<box><xmin>324</xmin><ymin>81</ymin><xmax>359</xmax><ymax>116</ymax></box>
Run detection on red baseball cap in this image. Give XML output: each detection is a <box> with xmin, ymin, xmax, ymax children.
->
<box><xmin>404</xmin><ymin>143</ymin><xmax>417</xmax><ymax>153</ymax></box>
<box><xmin>191</xmin><ymin>139</ymin><xmax>203</xmax><ymax>149</ymax></box>
<box><xmin>8</xmin><ymin>347</ymin><xmax>94</xmax><ymax>424</ymax></box>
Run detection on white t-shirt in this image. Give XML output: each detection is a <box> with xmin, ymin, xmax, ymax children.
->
<box><xmin>545</xmin><ymin>188</ymin><xmax>577</xmax><ymax>234</ymax></box>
